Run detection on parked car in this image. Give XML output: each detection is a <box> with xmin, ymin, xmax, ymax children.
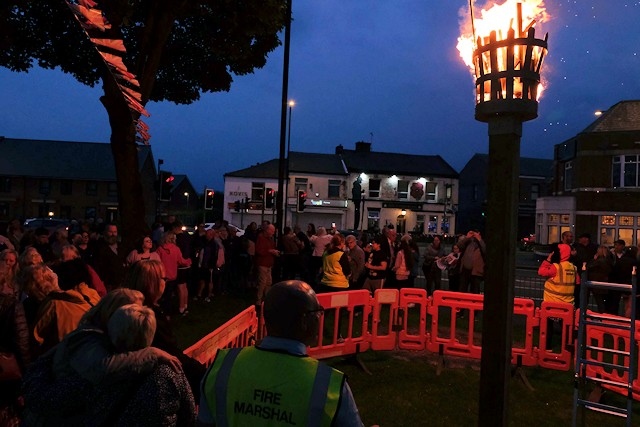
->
<box><xmin>23</xmin><ymin>218</ymin><xmax>70</xmax><ymax>233</ymax></box>
<box><xmin>204</xmin><ymin>222</ymin><xmax>245</xmax><ymax>237</ymax></box>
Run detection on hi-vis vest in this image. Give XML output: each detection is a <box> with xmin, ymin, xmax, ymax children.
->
<box><xmin>543</xmin><ymin>261</ymin><xmax>577</xmax><ymax>303</ymax></box>
<box><xmin>204</xmin><ymin>346</ymin><xmax>345</xmax><ymax>427</ymax></box>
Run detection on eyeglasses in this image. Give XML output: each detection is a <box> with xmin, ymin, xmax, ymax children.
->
<box><xmin>306</xmin><ymin>306</ymin><xmax>325</xmax><ymax>316</ymax></box>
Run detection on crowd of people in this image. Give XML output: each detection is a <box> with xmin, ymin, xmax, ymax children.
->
<box><xmin>538</xmin><ymin>231</ymin><xmax>639</xmax><ymax>317</ymax></box>
<box><xmin>9</xmin><ymin>211</ymin><xmax>637</xmax><ymax>425</ymax></box>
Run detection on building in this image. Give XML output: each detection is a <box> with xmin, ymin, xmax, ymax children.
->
<box><xmin>458</xmin><ymin>153</ymin><xmax>553</xmax><ymax>238</ymax></box>
<box><xmin>338</xmin><ymin>142</ymin><xmax>458</xmax><ymax>235</ymax></box>
<box><xmin>535</xmin><ymin>100</ymin><xmax>640</xmax><ymax>245</ymax></box>
<box><xmin>223</xmin><ymin>141</ymin><xmax>459</xmax><ymax>236</ymax></box>
<box><xmin>158</xmin><ymin>174</ymin><xmax>199</xmax><ymax>225</ymax></box>
<box><xmin>223</xmin><ymin>152</ymin><xmax>349</xmax><ymax>230</ymax></box>
<box><xmin>0</xmin><ymin>137</ymin><xmax>158</xmax><ymax>225</ymax></box>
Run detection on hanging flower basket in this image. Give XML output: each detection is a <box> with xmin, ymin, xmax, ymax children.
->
<box><xmin>410</xmin><ymin>182</ymin><xmax>424</xmax><ymax>200</ymax></box>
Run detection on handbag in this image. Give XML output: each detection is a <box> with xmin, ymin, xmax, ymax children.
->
<box><xmin>0</xmin><ymin>352</ymin><xmax>21</xmax><ymax>381</ymax></box>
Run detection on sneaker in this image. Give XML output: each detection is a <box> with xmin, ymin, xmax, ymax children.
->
<box><xmin>204</xmin><ymin>297</ymin><xmax>211</xmax><ymax>303</ymax></box>
<box><xmin>180</xmin><ymin>310</ymin><xmax>189</xmax><ymax>316</ymax></box>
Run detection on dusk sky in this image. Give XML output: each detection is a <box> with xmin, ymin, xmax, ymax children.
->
<box><xmin>1</xmin><ymin>1</ymin><xmax>639</xmax><ymax>191</ymax></box>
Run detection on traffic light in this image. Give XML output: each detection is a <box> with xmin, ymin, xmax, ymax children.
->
<box><xmin>204</xmin><ymin>189</ymin><xmax>214</xmax><ymax>210</ymax></box>
<box><xmin>297</xmin><ymin>190</ymin><xmax>306</xmax><ymax>212</ymax></box>
<box><xmin>234</xmin><ymin>200</ymin><xmax>240</xmax><ymax>212</ymax></box>
<box><xmin>158</xmin><ymin>171</ymin><xmax>174</xmax><ymax>201</ymax></box>
<box><xmin>265</xmin><ymin>188</ymin><xmax>275</xmax><ymax>209</ymax></box>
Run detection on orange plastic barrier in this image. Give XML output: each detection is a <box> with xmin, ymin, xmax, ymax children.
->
<box><xmin>582</xmin><ymin>311</ymin><xmax>640</xmax><ymax>400</ymax></box>
<box><xmin>308</xmin><ymin>290</ymin><xmax>372</xmax><ymax>359</ymax></box>
<box><xmin>397</xmin><ymin>288</ymin><xmax>429</xmax><ymax>351</ymax></box>
<box><xmin>183</xmin><ymin>305</ymin><xmax>258</xmax><ymax>366</ymax></box>
<box><xmin>537</xmin><ymin>301</ymin><xmax>574</xmax><ymax>370</ymax></box>
<box><xmin>426</xmin><ymin>290</ymin><xmax>484</xmax><ymax>360</ymax></box>
<box><xmin>511</xmin><ymin>297</ymin><xmax>538</xmax><ymax>367</ymax></box>
<box><xmin>369</xmin><ymin>289</ymin><xmax>400</xmax><ymax>351</ymax></box>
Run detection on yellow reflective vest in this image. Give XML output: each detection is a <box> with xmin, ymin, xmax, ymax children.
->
<box><xmin>543</xmin><ymin>261</ymin><xmax>577</xmax><ymax>304</ymax></box>
<box><xmin>203</xmin><ymin>346</ymin><xmax>344</xmax><ymax>427</ymax></box>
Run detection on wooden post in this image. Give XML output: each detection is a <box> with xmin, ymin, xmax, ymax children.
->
<box><xmin>478</xmin><ymin>116</ymin><xmax>521</xmax><ymax>427</ymax></box>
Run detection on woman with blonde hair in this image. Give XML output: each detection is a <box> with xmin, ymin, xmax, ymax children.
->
<box><xmin>23</xmin><ymin>288</ymin><xmax>182</xmax><ymax>425</ymax></box>
<box><xmin>124</xmin><ymin>259</ymin><xmax>205</xmax><ymax>400</ymax></box>
<box><xmin>22</xmin><ymin>263</ymin><xmax>100</xmax><ymax>354</ymax></box>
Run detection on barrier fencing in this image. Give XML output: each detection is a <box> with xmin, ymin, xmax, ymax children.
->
<box><xmin>182</xmin><ymin>288</ymin><xmax>640</xmax><ymax>401</ymax></box>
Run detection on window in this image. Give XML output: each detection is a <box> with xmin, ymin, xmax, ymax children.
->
<box><xmin>0</xmin><ymin>178</ymin><xmax>10</xmax><ymax>193</ymax></box>
<box><xmin>60</xmin><ymin>180</ymin><xmax>72</xmax><ymax>195</ymax></box>
<box><xmin>294</xmin><ymin>178</ymin><xmax>308</xmax><ymax>194</ymax></box>
<box><xmin>600</xmin><ymin>215</ymin><xmax>639</xmax><ymax>246</ymax></box>
<box><xmin>414</xmin><ymin>214</ymin><xmax>425</xmax><ymax>234</ymax></box>
<box><xmin>0</xmin><ymin>202</ymin><xmax>8</xmax><ymax>218</ymax></box>
<box><xmin>107</xmin><ymin>182</ymin><xmax>118</xmax><ymax>197</ymax></box>
<box><xmin>426</xmin><ymin>182</ymin><xmax>437</xmax><ymax>202</ymax></box>
<box><xmin>367</xmin><ymin>209</ymin><xmax>380</xmax><ymax>230</ymax></box>
<box><xmin>368</xmin><ymin>179</ymin><xmax>380</xmax><ymax>198</ymax></box>
<box><xmin>564</xmin><ymin>161</ymin><xmax>573</xmax><ymax>191</ymax></box>
<box><xmin>328</xmin><ymin>179</ymin><xmax>341</xmax><ymax>198</ymax></box>
<box><xmin>428</xmin><ymin>215</ymin><xmax>438</xmax><ymax>233</ymax></box>
<box><xmin>85</xmin><ymin>207</ymin><xmax>96</xmax><ymax>219</ymax></box>
<box><xmin>60</xmin><ymin>206</ymin><xmax>72</xmax><ymax>219</ymax></box>
<box><xmin>86</xmin><ymin>182</ymin><xmax>97</xmax><ymax>196</ymax></box>
<box><xmin>251</xmin><ymin>182</ymin><xmax>265</xmax><ymax>202</ymax></box>
<box><xmin>40</xmin><ymin>179</ymin><xmax>51</xmax><ymax>195</ymax></box>
<box><xmin>397</xmin><ymin>180</ymin><xmax>409</xmax><ymax>199</ymax></box>
<box><xmin>612</xmin><ymin>155</ymin><xmax>640</xmax><ymax>188</ymax></box>
<box><xmin>531</xmin><ymin>184</ymin><xmax>539</xmax><ymax>200</ymax></box>
<box><xmin>620</xmin><ymin>216</ymin><xmax>634</xmax><ymax>226</ymax></box>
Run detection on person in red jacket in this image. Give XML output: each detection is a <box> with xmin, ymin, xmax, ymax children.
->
<box><xmin>255</xmin><ymin>224</ymin><xmax>280</xmax><ymax>305</ymax></box>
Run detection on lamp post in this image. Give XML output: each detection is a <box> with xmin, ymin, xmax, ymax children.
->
<box><xmin>284</xmin><ymin>99</ymin><xmax>295</xmax><ymax>227</ymax></box>
<box><xmin>276</xmin><ymin>0</ymin><xmax>292</xmax><ymax>238</ymax></box>
<box><xmin>460</xmin><ymin>2</ymin><xmax>548</xmax><ymax>425</ymax></box>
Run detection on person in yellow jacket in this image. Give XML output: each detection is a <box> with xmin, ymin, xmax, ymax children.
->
<box><xmin>22</xmin><ymin>263</ymin><xmax>101</xmax><ymax>355</ymax></box>
<box><xmin>319</xmin><ymin>234</ymin><xmax>351</xmax><ymax>292</ymax></box>
<box><xmin>538</xmin><ymin>243</ymin><xmax>578</xmax><ymax>348</ymax></box>
<box><xmin>197</xmin><ymin>280</ymin><xmax>364</xmax><ymax>427</ymax></box>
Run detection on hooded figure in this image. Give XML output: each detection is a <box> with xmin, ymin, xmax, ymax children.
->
<box><xmin>538</xmin><ymin>243</ymin><xmax>578</xmax><ymax>304</ymax></box>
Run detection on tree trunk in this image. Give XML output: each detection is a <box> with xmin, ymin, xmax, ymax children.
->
<box><xmin>101</xmin><ymin>78</ymin><xmax>149</xmax><ymax>249</ymax></box>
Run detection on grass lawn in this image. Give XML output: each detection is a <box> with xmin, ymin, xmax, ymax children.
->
<box><xmin>173</xmin><ymin>289</ymin><xmax>640</xmax><ymax>427</ymax></box>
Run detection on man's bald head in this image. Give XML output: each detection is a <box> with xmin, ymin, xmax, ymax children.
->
<box><xmin>263</xmin><ymin>280</ymin><xmax>322</xmax><ymax>345</ymax></box>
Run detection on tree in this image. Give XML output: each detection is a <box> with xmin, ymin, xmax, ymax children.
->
<box><xmin>0</xmin><ymin>0</ymin><xmax>287</xmax><ymax>246</ymax></box>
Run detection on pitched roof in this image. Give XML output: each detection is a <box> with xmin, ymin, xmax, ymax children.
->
<box><xmin>463</xmin><ymin>153</ymin><xmax>553</xmax><ymax>177</ymax></box>
<box><xmin>224</xmin><ymin>152</ymin><xmax>348</xmax><ymax>178</ymax></box>
<box><xmin>581</xmin><ymin>100</ymin><xmax>640</xmax><ymax>133</ymax></box>
<box><xmin>340</xmin><ymin>149</ymin><xmax>458</xmax><ymax>178</ymax></box>
<box><xmin>0</xmin><ymin>137</ymin><xmax>151</xmax><ymax>181</ymax></box>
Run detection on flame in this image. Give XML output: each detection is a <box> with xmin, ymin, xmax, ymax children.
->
<box><xmin>457</xmin><ymin>0</ymin><xmax>549</xmax><ymax>101</ymax></box>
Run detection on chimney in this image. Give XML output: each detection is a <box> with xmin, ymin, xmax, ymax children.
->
<box><xmin>335</xmin><ymin>144</ymin><xmax>344</xmax><ymax>154</ymax></box>
<box><xmin>355</xmin><ymin>141</ymin><xmax>371</xmax><ymax>152</ymax></box>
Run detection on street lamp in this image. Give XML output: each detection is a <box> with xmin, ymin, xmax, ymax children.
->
<box><xmin>184</xmin><ymin>191</ymin><xmax>190</xmax><ymax>205</ymax></box>
<box><xmin>458</xmin><ymin>1</ymin><xmax>548</xmax><ymax>425</ymax></box>
<box><xmin>284</xmin><ymin>99</ymin><xmax>295</xmax><ymax>226</ymax></box>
